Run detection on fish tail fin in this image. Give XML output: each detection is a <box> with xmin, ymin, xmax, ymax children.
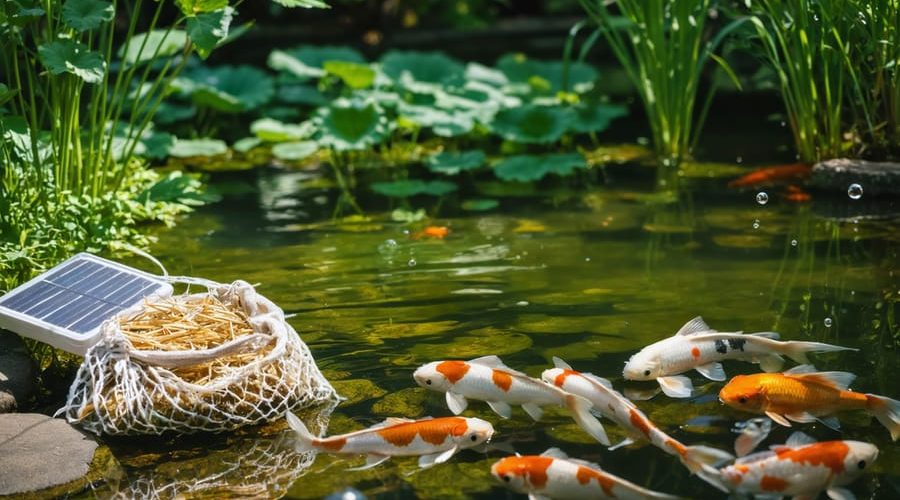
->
<box><xmin>285</xmin><ymin>411</ymin><xmax>317</xmax><ymax>451</ymax></box>
<box><xmin>695</xmin><ymin>464</ymin><xmax>731</xmax><ymax>493</ymax></box>
<box><xmin>777</xmin><ymin>340</ymin><xmax>856</xmax><ymax>364</ymax></box>
<box><xmin>566</xmin><ymin>394</ymin><xmax>610</xmax><ymax>446</ymax></box>
<box><xmin>682</xmin><ymin>445</ymin><xmax>734</xmax><ymax>474</ymax></box>
<box><xmin>866</xmin><ymin>394</ymin><xmax>900</xmax><ymax>441</ymax></box>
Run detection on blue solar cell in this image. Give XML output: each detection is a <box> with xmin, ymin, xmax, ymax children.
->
<box><xmin>41</xmin><ymin>295</ymin><xmax>103</xmax><ymax>328</ymax></box>
<box><xmin>69</xmin><ymin>302</ymin><xmax>121</xmax><ymax>334</ymax></box>
<box><xmin>91</xmin><ymin>274</ymin><xmax>140</xmax><ymax>301</ymax></box>
<box><xmin>25</xmin><ymin>288</ymin><xmax>81</xmax><ymax>317</ymax></box>
<box><xmin>50</xmin><ymin>260</ymin><xmax>104</xmax><ymax>287</ymax></box>
<box><xmin>120</xmin><ymin>283</ymin><xmax>161</xmax><ymax>306</ymax></box>
<box><xmin>0</xmin><ymin>281</ymin><xmax>60</xmax><ymax>312</ymax></box>
<box><xmin>68</xmin><ymin>266</ymin><xmax>119</xmax><ymax>294</ymax></box>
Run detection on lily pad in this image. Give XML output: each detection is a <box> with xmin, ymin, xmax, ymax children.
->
<box><xmin>396</xmin><ymin>103</ymin><xmax>474</xmax><ymax>137</ymax></box>
<box><xmin>232</xmin><ymin>136</ymin><xmax>261</xmax><ymax>153</ymax></box>
<box><xmin>168</xmin><ymin>138</ymin><xmax>227</xmax><ymax>157</ymax></box>
<box><xmin>425</xmin><ymin>150</ymin><xmax>486</xmax><ymax>175</ymax></box>
<box><xmin>380</xmin><ymin>50</ymin><xmax>465</xmax><ymax>85</ymax></box>
<box><xmin>267</xmin><ymin>49</ymin><xmax>324</xmax><ymax>79</ymax></box>
<box><xmin>461</xmin><ymin>198</ymin><xmax>499</xmax><ymax>211</ymax></box>
<box><xmin>38</xmin><ymin>40</ymin><xmax>105</xmax><ymax>83</ymax></box>
<box><xmin>271</xmin><ymin>141</ymin><xmax>318</xmax><ymax>161</ymax></box>
<box><xmin>251</xmin><ymin>117</ymin><xmax>314</xmax><ymax>142</ymax></box>
<box><xmin>496</xmin><ymin>53</ymin><xmax>599</xmax><ymax>94</ymax></box>
<box><xmin>323</xmin><ymin>60</ymin><xmax>375</xmax><ymax>89</ymax></box>
<box><xmin>283</xmin><ymin>45</ymin><xmax>365</xmax><ymax>68</ymax></box>
<box><xmin>62</xmin><ymin>0</ymin><xmax>113</xmax><ymax>32</ymax></box>
<box><xmin>316</xmin><ymin>100</ymin><xmax>389</xmax><ymax>151</ymax></box>
<box><xmin>370</xmin><ymin>179</ymin><xmax>457</xmax><ymax>198</ymax></box>
<box><xmin>491</xmin><ymin>105</ymin><xmax>571</xmax><ymax>144</ymax></box>
<box><xmin>276</xmin><ymin>83</ymin><xmax>327</xmax><ymax>106</ymax></box>
<box><xmin>119</xmin><ymin>30</ymin><xmax>188</xmax><ymax>66</ymax></box>
<box><xmin>493</xmin><ymin>153</ymin><xmax>586</xmax><ymax>182</ymax></box>
<box><xmin>570</xmin><ymin>103</ymin><xmax>629</xmax><ymax>133</ymax></box>
<box><xmin>182</xmin><ymin>65</ymin><xmax>274</xmax><ymax>112</ymax></box>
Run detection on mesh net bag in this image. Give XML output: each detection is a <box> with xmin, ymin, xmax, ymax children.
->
<box><xmin>60</xmin><ymin>279</ymin><xmax>340</xmax><ymax>435</ymax></box>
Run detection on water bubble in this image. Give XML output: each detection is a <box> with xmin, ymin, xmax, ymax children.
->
<box><xmin>791</xmin><ymin>239</ymin><xmax>798</xmax><ymax>246</ymax></box>
<box><xmin>407</xmin><ymin>258</ymin><xmax>417</xmax><ymax>267</ymax></box>
<box><xmin>752</xmin><ymin>219</ymin><xmax>760</xmax><ymax>229</ymax></box>
<box><xmin>516</xmin><ymin>301</ymin><xmax>529</xmax><ymax>307</ymax></box>
<box><xmin>847</xmin><ymin>183</ymin><xmax>863</xmax><ymax>200</ymax></box>
<box><xmin>756</xmin><ymin>192</ymin><xmax>769</xmax><ymax>205</ymax></box>
<box><xmin>780</xmin><ymin>121</ymin><xmax>786</xmax><ymax>127</ymax></box>
<box><xmin>584</xmin><ymin>257</ymin><xmax>591</xmax><ymax>262</ymax></box>
<box><xmin>824</xmin><ymin>317</ymin><xmax>833</xmax><ymax>327</ymax></box>
<box><xmin>377</xmin><ymin>239</ymin><xmax>398</xmax><ymax>257</ymax></box>
<box><xmin>736</xmin><ymin>156</ymin><xmax>743</xmax><ymax>164</ymax></box>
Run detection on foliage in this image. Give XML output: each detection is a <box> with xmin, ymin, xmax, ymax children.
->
<box><xmin>425</xmin><ymin>151</ymin><xmax>486</xmax><ymax>175</ymax></box>
<box><xmin>371</xmin><ymin>179</ymin><xmax>457</xmax><ymax>198</ymax></box>
<box><xmin>493</xmin><ymin>153</ymin><xmax>587</xmax><ymax>182</ymax></box>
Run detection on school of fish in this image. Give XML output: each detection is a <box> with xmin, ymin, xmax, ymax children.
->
<box><xmin>284</xmin><ymin>315</ymin><xmax>893</xmax><ymax>499</ymax></box>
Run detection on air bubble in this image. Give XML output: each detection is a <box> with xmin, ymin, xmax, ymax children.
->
<box><xmin>752</xmin><ymin>219</ymin><xmax>760</xmax><ymax>229</ymax></box>
<box><xmin>756</xmin><ymin>192</ymin><xmax>769</xmax><ymax>205</ymax></box>
<box><xmin>791</xmin><ymin>239</ymin><xmax>798</xmax><ymax>246</ymax></box>
<box><xmin>824</xmin><ymin>317</ymin><xmax>833</xmax><ymax>327</ymax></box>
<box><xmin>736</xmin><ymin>156</ymin><xmax>743</xmax><ymax>164</ymax></box>
<box><xmin>407</xmin><ymin>258</ymin><xmax>417</xmax><ymax>267</ymax></box>
<box><xmin>848</xmin><ymin>183</ymin><xmax>863</xmax><ymax>200</ymax></box>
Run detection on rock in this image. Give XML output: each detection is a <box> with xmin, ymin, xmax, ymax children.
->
<box><xmin>0</xmin><ymin>331</ymin><xmax>35</xmax><ymax>413</ymax></box>
<box><xmin>0</xmin><ymin>413</ymin><xmax>116</xmax><ymax>497</ymax></box>
<box><xmin>810</xmin><ymin>158</ymin><xmax>900</xmax><ymax>196</ymax></box>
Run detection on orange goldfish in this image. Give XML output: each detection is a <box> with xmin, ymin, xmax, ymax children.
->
<box><xmin>719</xmin><ymin>365</ymin><xmax>900</xmax><ymax>440</ymax></box>
<box><xmin>285</xmin><ymin>412</ymin><xmax>493</xmax><ymax>469</ymax></box>
<box><xmin>728</xmin><ymin>163</ymin><xmax>812</xmax><ymax>188</ymax></box>
<box><xmin>412</xmin><ymin>226</ymin><xmax>450</xmax><ymax>239</ymax></box>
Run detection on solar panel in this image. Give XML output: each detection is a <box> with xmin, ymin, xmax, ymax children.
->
<box><xmin>0</xmin><ymin>253</ymin><xmax>172</xmax><ymax>354</ymax></box>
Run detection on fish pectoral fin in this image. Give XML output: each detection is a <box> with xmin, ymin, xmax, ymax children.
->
<box><xmin>418</xmin><ymin>446</ymin><xmax>458</xmax><ymax>468</ymax></box>
<box><xmin>765</xmin><ymin>411</ymin><xmax>793</xmax><ymax>427</ymax></box>
<box><xmin>695</xmin><ymin>362</ymin><xmax>727</xmax><ymax>381</ymax></box>
<box><xmin>758</xmin><ymin>354</ymin><xmax>785</xmax><ymax>373</ymax></box>
<box><xmin>446</xmin><ymin>392</ymin><xmax>468</xmax><ymax>414</ymax></box>
<box><xmin>786</xmin><ymin>431</ymin><xmax>817</xmax><ymax>447</ymax></box>
<box><xmin>348</xmin><ymin>454</ymin><xmax>390</xmax><ymax>471</ymax></box>
<box><xmin>608</xmin><ymin>437</ymin><xmax>636</xmax><ymax>451</ymax></box>
<box><xmin>624</xmin><ymin>386</ymin><xmax>661</xmax><ymax>401</ymax></box>
<box><xmin>657</xmin><ymin>375</ymin><xmax>694</xmax><ymax>398</ymax></box>
<box><xmin>540</xmin><ymin>447</ymin><xmax>569</xmax><ymax>459</ymax></box>
<box><xmin>826</xmin><ymin>487</ymin><xmax>856</xmax><ymax>500</ymax></box>
<box><xmin>487</xmin><ymin>400</ymin><xmax>513</xmax><ymax>419</ymax></box>
<box><xmin>528</xmin><ymin>494</ymin><xmax>551</xmax><ymax>500</ymax></box>
<box><xmin>784</xmin><ymin>411</ymin><xmax>817</xmax><ymax>424</ymax></box>
<box><xmin>818</xmin><ymin>416</ymin><xmax>841</xmax><ymax>431</ymax></box>
<box><xmin>521</xmin><ymin>403</ymin><xmax>544</xmax><ymax>421</ymax></box>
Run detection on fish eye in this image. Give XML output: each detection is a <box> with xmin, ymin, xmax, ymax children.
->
<box><xmin>471</xmin><ymin>434</ymin><xmax>478</xmax><ymax>441</ymax></box>
<box><xmin>644</xmin><ymin>369</ymin><xmax>651</xmax><ymax>376</ymax></box>
<box><xmin>739</xmin><ymin>397</ymin><xmax>747</xmax><ymax>404</ymax></box>
<box><xmin>502</xmin><ymin>475</ymin><xmax>511</xmax><ymax>482</ymax></box>
<box><xmin>858</xmin><ymin>460</ymin><xmax>866</xmax><ymax>469</ymax></box>
<box><xmin>425</xmin><ymin>379</ymin><xmax>432</xmax><ymax>385</ymax></box>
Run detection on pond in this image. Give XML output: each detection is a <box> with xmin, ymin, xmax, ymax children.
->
<box><xmin>92</xmin><ymin>162</ymin><xmax>899</xmax><ymax>499</ymax></box>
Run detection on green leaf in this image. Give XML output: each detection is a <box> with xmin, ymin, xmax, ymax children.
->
<box><xmin>569</xmin><ymin>103</ymin><xmax>628</xmax><ymax>134</ymax></box>
<box><xmin>491</xmin><ymin>105</ymin><xmax>571</xmax><ymax>144</ymax></box>
<box><xmin>271</xmin><ymin>0</ymin><xmax>329</xmax><ymax>8</ymax></box>
<box><xmin>62</xmin><ymin>0</ymin><xmax>113</xmax><ymax>32</ymax></box>
<box><xmin>276</xmin><ymin>83</ymin><xmax>327</xmax><ymax>106</ymax></box>
<box><xmin>168</xmin><ymin>138</ymin><xmax>227</xmax><ymax>157</ymax></box>
<box><xmin>267</xmin><ymin>50</ymin><xmax>325</xmax><ymax>78</ymax></box>
<box><xmin>269</xmin><ymin>45</ymin><xmax>363</xmax><ymax>78</ymax></box>
<box><xmin>425</xmin><ymin>150</ymin><xmax>486</xmax><ymax>175</ymax></box>
<box><xmin>6</xmin><ymin>5</ymin><xmax>45</xmax><ymax>27</ymax></box>
<box><xmin>461</xmin><ymin>198</ymin><xmax>499</xmax><ymax>211</ymax></box>
<box><xmin>38</xmin><ymin>40</ymin><xmax>105</xmax><ymax>83</ymax></box>
<box><xmin>138</xmin><ymin>171</ymin><xmax>218</xmax><ymax>205</ymax></box>
<box><xmin>120</xmin><ymin>30</ymin><xmax>188</xmax><ymax>66</ymax></box>
<box><xmin>186</xmin><ymin>6</ymin><xmax>234</xmax><ymax>58</ymax></box>
<box><xmin>496</xmin><ymin>53</ymin><xmax>598</xmax><ymax>94</ymax></box>
<box><xmin>232</xmin><ymin>137</ymin><xmax>261</xmax><ymax>153</ymax></box>
<box><xmin>397</xmin><ymin>103</ymin><xmax>474</xmax><ymax>137</ymax></box>
<box><xmin>141</xmin><ymin>132</ymin><xmax>175</xmax><ymax>159</ymax></box>
<box><xmin>0</xmin><ymin>83</ymin><xmax>17</xmax><ymax>107</ymax></box>
<box><xmin>250</xmin><ymin>117</ymin><xmax>314</xmax><ymax>142</ymax></box>
<box><xmin>271</xmin><ymin>140</ymin><xmax>318</xmax><ymax>161</ymax></box>
<box><xmin>371</xmin><ymin>180</ymin><xmax>457</xmax><ymax>198</ymax></box>
<box><xmin>174</xmin><ymin>0</ymin><xmax>227</xmax><ymax>16</ymax></box>
<box><xmin>323</xmin><ymin>60</ymin><xmax>375</xmax><ymax>89</ymax></box>
<box><xmin>182</xmin><ymin>65</ymin><xmax>274</xmax><ymax>112</ymax></box>
<box><xmin>316</xmin><ymin>100</ymin><xmax>389</xmax><ymax>151</ymax></box>
<box><xmin>493</xmin><ymin>153</ymin><xmax>586</xmax><ymax>182</ymax></box>
<box><xmin>381</xmin><ymin>51</ymin><xmax>465</xmax><ymax>85</ymax></box>
<box><xmin>390</xmin><ymin>208</ymin><xmax>426</xmax><ymax>223</ymax></box>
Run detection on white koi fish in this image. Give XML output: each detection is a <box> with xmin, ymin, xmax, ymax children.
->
<box><xmin>715</xmin><ymin>432</ymin><xmax>878</xmax><ymax>500</ymax></box>
<box><xmin>623</xmin><ymin>316</ymin><xmax>856</xmax><ymax>398</ymax></box>
<box><xmin>285</xmin><ymin>412</ymin><xmax>493</xmax><ymax>469</ymax></box>
<box><xmin>542</xmin><ymin>357</ymin><xmax>732</xmax><ymax>486</ymax></box>
<box><xmin>492</xmin><ymin>448</ymin><xmax>680</xmax><ymax>500</ymax></box>
<box><xmin>413</xmin><ymin>355</ymin><xmax>610</xmax><ymax>445</ymax></box>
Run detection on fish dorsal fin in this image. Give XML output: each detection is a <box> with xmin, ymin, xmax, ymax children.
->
<box><xmin>734</xmin><ymin>450</ymin><xmax>775</xmax><ymax>465</ymax></box>
<box><xmin>784</xmin><ymin>364</ymin><xmax>818</xmax><ymax>375</ymax></box>
<box><xmin>469</xmin><ymin>355</ymin><xmax>506</xmax><ymax>367</ymax></box>
<box><xmin>568</xmin><ymin>457</ymin><xmax>604</xmax><ymax>470</ymax></box>
<box><xmin>676</xmin><ymin>316</ymin><xmax>715</xmax><ymax>336</ymax></box>
<box><xmin>785</xmin><ymin>370</ymin><xmax>856</xmax><ymax>390</ymax></box>
<box><xmin>376</xmin><ymin>417</ymin><xmax>417</xmax><ymax>428</ymax></box>
<box><xmin>785</xmin><ymin>431</ymin><xmax>817</xmax><ymax>447</ymax></box>
<box><xmin>751</xmin><ymin>331</ymin><xmax>781</xmax><ymax>340</ymax></box>
<box><xmin>582</xmin><ymin>372</ymin><xmax>614</xmax><ymax>389</ymax></box>
<box><xmin>540</xmin><ymin>447</ymin><xmax>569</xmax><ymax>459</ymax></box>
<box><xmin>552</xmin><ymin>356</ymin><xmax>572</xmax><ymax>370</ymax></box>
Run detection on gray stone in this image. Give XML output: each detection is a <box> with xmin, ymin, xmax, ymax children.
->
<box><xmin>0</xmin><ymin>331</ymin><xmax>35</xmax><ymax>413</ymax></box>
<box><xmin>811</xmin><ymin>158</ymin><xmax>900</xmax><ymax>196</ymax></box>
<box><xmin>0</xmin><ymin>413</ymin><xmax>100</xmax><ymax>496</ymax></box>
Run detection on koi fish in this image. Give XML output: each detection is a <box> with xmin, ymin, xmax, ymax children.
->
<box><xmin>727</xmin><ymin>162</ymin><xmax>812</xmax><ymax>188</ymax></box>
<box><xmin>716</xmin><ymin>432</ymin><xmax>878</xmax><ymax>499</ymax></box>
<box><xmin>413</xmin><ymin>355</ymin><xmax>610</xmax><ymax>445</ymax></box>
<box><xmin>784</xmin><ymin>184</ymin><xmax>812</xmax><ymax>202</ymax></box>
<box><xmin>623</xmin><ymin>317</ymin><xmax>856</xmax><ymax>398</ymax></box>
<box><xmin>542</xmin><ymin>357</ymin><xmax>732</xmax><ymax>486</ymax></box>
<box><xmin>491</xmin><ymin>448</ymin><xmax>680</xmax><ymax>500</ymax></box>
<box><xmin>732</xmin><ymin>417</ymin><xmax>772</xmax><ymax>457</ymax></box>
<box><xmin>412</xmin><ymin>226</ymin><xmax>450</xmax><ymax>239</ymax></box>
<box><xmin>284</xmin><ymin>412</ymin><xmax>494</xmax><ymax>469</ymax></box>
<box><xmin>718</xmin><ymin>365</ymin><xmax>900</xmax><ymax>440</ymax></box>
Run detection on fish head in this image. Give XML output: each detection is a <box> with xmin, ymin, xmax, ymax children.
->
<box><xmin>623</xmin><ymin>348</ymin><xmax>661</xmax><ymax>381</ymax></box>
<box><xmin>718</xmin><ymin>375</ymin><xmax>764</xmax><ymax>411</ymax></box>
<box><xmin>456</xmin><ymin>417</ymin><xmax>495</xmax><ymax>448</ymax></box>
<box><xmin>413</xmin><ymin>361</ymin><xmax>456</xmax><ymax>392</ymax></box>
<box><xmin>491</xmin><ymin>456</ymin><xmax>535</xmax><ymax>494</ymax></box>
<box><xmin>541</xmin><ymin>368</ymin><xmax>566</xmax><ymax>388</ymax></box>
<box><xmin>836</xmin><ymin>441</ymin><xmax>879</xmax><ymax>484</ymax></box>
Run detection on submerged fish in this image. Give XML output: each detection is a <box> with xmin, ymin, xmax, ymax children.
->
<box><xmin>623</xmin><ymin>317</ymin><xmax>855</xmax><ymax>398</ymax></box>
<box><xmin>716</xmin><ymin>432</ymin><xmax>878</xmax><ymax>499</ymax></box>
<box><xmin>719</xmin><ymin>365</ymin><xmax>900</xmax><ymax>440</ymax></box>
<box><xmin>732</xmin><ymin>417</ymin><xmax>772</xmax><ymax>457</ymax></box>
<box><xmin>284</xmin><ymin>412</ymin><xmax>494</xmax><ymax>469</ymax></box>
<box><xmin>727</xmin><ymin>162</ymin><xmax>812</xmax><ymax>188</ymax></box>
<box><xmin>542</xmin><ymin>357</ymin><xmax>732</xmax><ymax>483</ymax></box>
<box><xmin>413</xmin><ymin>355</ymin><xmax>609</xmax><ymax>445</ymax></box>
<box><xmin>491</xmin><ymin>448</ymin><xmax>680</xmax><ymax>500</ymax></box>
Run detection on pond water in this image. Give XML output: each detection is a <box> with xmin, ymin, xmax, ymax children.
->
<box><xmin>93</xmin><ymin>162</ymin><xmax>898</xmax><ymax>499</ymax></box>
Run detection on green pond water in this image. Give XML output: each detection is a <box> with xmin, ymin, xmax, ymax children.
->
<box><xmin>93</xmin><ymin>163</ymin><xmax>898</xmax><ymax>499</ymax></box>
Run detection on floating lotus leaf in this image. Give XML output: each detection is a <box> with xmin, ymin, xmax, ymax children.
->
<box><xmin>496</xmin><ymin>53</ymin><xmax>599</xmax><ymax>94</ymax></box>
<box><xmin>141</xmin><ymin>131</ymin><xmax>175</xmax><ymax>159</ymax></box>
<box><xmin>267</xmin><ymin>50</ymin><xmax>324</xmax><ymax>78</ymax></box>
<box><xmin>570</xmin><ymin>103</ymin><xmax>629</xmax><ymax>133</ymax></box>
<box><xmin>370</xmin><ymin>179</ymin><xmax>457</xmax><ymax>198</ymax></box>
<box><xmin>232</xmin><ymin>137</ymin><xmax>261</xmax><ymax>153</ymax></box>
<box><xmin>154</xmin><ymin>101</ymin><xmax>196</xmax><ymax>124</ymax></box>
<box><xmin>62</xmin><ymin>0</ymin><xmax>113</xmax><ymax>32</ymax></box>
<box><xmin>168</xmin><ymin>138</ymin><xmax>227</xmax><ymax>157</ymax></box>
<box><xmin>183</xmin><ymin>65</ymin><xmax>274</xmax><ymax>112</ymax></box>
<box><xmin>38</xmin><ymin>40</ymin><xmax>105</xmax><ymax>83</ymax></box>
<box><xmin>315</xmin><ymin>100</ymin><xmax>389</xmax><ymax>151</ymax></box>
<box><xmin>119</xmin><ymin>30</ymin><xmax>188</xmax><ymax>66</ymax></box>
<box><xmin>465</xmin><ymin>62</ymin><xmax>508</xmax><ymax>86</ymax></box>
<box><xmin>251</xmin><ymin>117</ymin><xmax>315</xmax><ymax>142</ymax></box>
<box><xmin>276</xmin><ymin>83</ymin><xmax>327</xmax><ymax>106</ymax></box>
<box><xmin>491</xmin><ymin>105</ymin><xmax>571</xmax><ymax>144</ymax></box>
<box><xmin>397</xmin><ymin>103</ymin><xmax>474</xmax><ymax>137</ymax></box>
<box><xmin>283</xmin><ymin>45</ymin><xmax>365</xmax><ymax>68</ymax></box>
<box><xmin>380</xmin><ymin>50</ymin><xmax>465</xmax><ymax>85</ymax></box>
<box><xmin>425</xmin><ymin>150</ymin><xmax>485</xmax><ymax>175</ymax></box>
<box><xmin>461</xmin><ymin>198</ymin><xmax>499</xmax><ymax>211</ymax></box>
<box><xmin>271</xmin><ymin>141</ymin><xmax>318</xmax><ymax>161</ymax></box>
<box><xmin>323</xmin><ymin>60</ymin><xmax>375</xmax><ymax>89</ymax></box>
<box><xmin>271</xmin><ymin>0</ymin><xmax>329</xmax><ymax>7</ymax></box>
<box><xmin>493</xmin><ymin>153</ymin><xmax>587</xmax><ymax>182</ymax></box>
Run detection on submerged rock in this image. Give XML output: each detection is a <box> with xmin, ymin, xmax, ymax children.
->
<box><xmin>0</xmin><ymin>332</ymin><xmax>35</xmax><ymax>413</ymax></box>
<box><xmin>811</xmin><ymin>158</ymin><xmax>900</xmax><ymax>196</ymax></box>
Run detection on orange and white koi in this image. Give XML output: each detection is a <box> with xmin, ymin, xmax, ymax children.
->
<box><xmin>542</xmin><ymin>357</ymin><xmax>732</xmax><ymax>486</ymax></box>
<box><xmin>284</xmin><ymin>412</ymin><xmax>494</xmax><ymax>469</ymax></box>
<box><xmin>716</xmin><ymin>432</ymin><xmax>878</xmax><ymax>499</ymax></box>
<box><xmin>718</xmin><ymin>365</ymin><xmax>900</xmax><ymax>440</ymax></box>
<box><xmin>623</xmin><ymin>317</ymin><xmax>855</xmax><ymax>398</ymax></box>
<box><xmin>492</xmin><ymin>448</ymin><xmax>680</xmax><ymax>500</ymax></box>
<box><xmin>413</xmin><ymin>355</ymin><xmax>609</xmax><ymax>445</ymax></box>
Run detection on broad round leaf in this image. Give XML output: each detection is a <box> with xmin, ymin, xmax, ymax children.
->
<box><xmin>461</xmin><ymin>198</ymin><xmax>499</xmax><ymax>211</ymax></box>
<box><xmin>380</xmin><ymin>50</ymin><xmax>465</xmax><ymax>85</ymax></box>
<box><xmin>120</xmin><ymin>30</ymin><xmax>188</xmax><ymax>66</ymax></box>
<box><xmin>276</xmin><ymin>83</ymin><xmax>327</xmax><ymax>106</ymax></box>
<box><xmin>169</xmin><ymin>138</ymin><xmax>228</xmax><ymax>157</ymax></box>
<box><xmin>232</xmin><ymin>137</ymin><xmax>262</xmax><ymax>153</ymax></box>
<box><xmin>316</xmin><ymin>101</ymin><xmax>389</xmax><ymax>151</ymax></box>
<box><xmin>425</xmin><ymin>150</ymin><xmax>486</xmax><ymax>175</ymax></box>
<box><xmin>397</xmin><ymin>103</ymin><xmax>474</xmax><ymax>137</ymax></box>
<box><xmin>38</xmin><ymin>40</ymin><xmax>105</xmax><ymax>83</ymax></box>
<box><xmin>570</xmin><ymin>103</ymin><xmax>629</xmax><ymax>133</ymax></box>
<box><xmin>183</xmin><ymin>65</ymin><xmax>274</xmax><ymax>112</ymax></box>
<box><xmin>491</xmin><ymin>105</ymin><xmax>571</xmax><ymax>144</ymax></box>
<box><xmin>186</xmin><ymin>6</ymin><xmax>234</xmax><ymax>58</ymax></box>
<box><xmin>371</xmin><ymin>179</ymin><xmax>457</xmax><ymax>198</ymax></box>
<box><xmin>62</xmin><ymin>0</ymin><xmax>113</xmax><ymax>32</ymax></box>
<box><xmin>174</xmin><ymin>0</ymin><xmax>227</xmax><ymax>16</ymax></box>
<box><xmin>323</xmin><ymin>60</ymin><xmax>375</xmax><ymax>89</ymax></box>
<box><xmin>496</xmin><ymin>53</ymin><xmax>598</xmax><ymax>94</ymax></box>
<box><xmin>281</xmin><ymin>45</ymin><xmax>364</xmax><ymax>69</ymax></box>
<box><xmin>272</xmin><ymin>0</ymin><xmax>329</xmax><ymax>8</ymax></box>
<box><xmin>251</xmin><ymin>117</ymin><xmax>315</xmax><ymax>142</ymax></box>
<box><xmin>272</xmin><ymin>141</ymin><xmax>318</xmax><ymax>161</ymax></box>
<box><xmin>267</xmin><ymin>50</ymin><xmax>325</xmax><ymax>78</ymax></box>
<box><xmin>493</xmin><ymin>153</ymin><xmax>586</xmax><ymax>182</ymax></box>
